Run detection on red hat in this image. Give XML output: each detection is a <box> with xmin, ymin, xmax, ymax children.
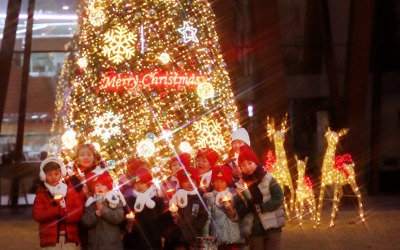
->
<box><xmin>238</xmin><ymin>145</ymin><xmax>260</xmax><ymax>166</ymax></box>
<box><xmin>196</xmin><ymin>148</ymin><xmax>220</xmax><ymax>168</ymax></box>
<box><xmin>126</xmin><ymin>158</ymin><xmax>149</xmax><ymax>177</ymax></box>
<box><xmin>176</xmin><ymin>167</ymin><xmax>200</xmax><ymax>187</ymax></box>
<box><xmin>211</xmin><ymin>165</ymin><xmax>232</xmax><ymax>186</ymax></box>
<box><xmin>86</xmin><ymin>171</ymin><xmax>114</xmax><ymax>192</ymax></box>
<box><xmin>130</xmin><ymin>167</ymin><xmax>153</xmax><ymax>184</ymax></box>
<box><xmin>169</xmin><ymin>153</ymin><xmax>191</xmax><ymax>169</ymax></box>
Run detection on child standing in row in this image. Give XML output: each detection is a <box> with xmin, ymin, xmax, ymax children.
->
<box><xmin>161</xmin><ymin>152</ymin><xmax>191</xmax><ymax>199</ymax></box>
<box><xmin>168</xmin><ymin>167</ymin><xmax>208</xmax><ymax>250</ymax></box>
<box><xmin>33</xmin><ymin>157</ymin><xmax>83</xmax><ymax>249</ymax></box>
<box><xmin>225</xmin><ymin>127</ymin><xmax>252</xmax><ymax>189</ymax></box>
<box><xmin>81</xmin><ymin>172</ymin><xmax>125</xmax><ymax>250</ymax></box>
<box><xmin>195</xmin><ymin>148</ymin><xmax>219</xmax><ymax>191</ymax></box>
<box><xmin>233</xmin><ymin>145</ymin><xmax>285</xmax><ymax>250</ymax></box>
<box><xmin>203</xmin><ymin>165</ymin><xmax>245</xmax><ymax>249</ymax></box>
<box><xmin>123</xmin><ymin>168</ymin><xmax>167</xmax><ymax>250</ymax></box>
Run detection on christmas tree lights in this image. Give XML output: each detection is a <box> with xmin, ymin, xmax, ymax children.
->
<box><xmin>52</xmin><ymin>0</ymin><xmax>239</xmax><ymax>179</ymax></box>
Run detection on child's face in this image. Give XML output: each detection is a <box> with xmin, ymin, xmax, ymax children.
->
<box><xmin>94</xmin><ymin>183</ymin><xmax>109</xmax><ymax>194</ymax></box>
<box><xmin>196</xmin><ymin>156</ymin><xmax>212</xmax><ymax>175</ymax></box>
<box><xmin>170</xmin><ymin>161</ymin><xmax>183</xmax><ymax>175</ymax></box>
<box><xmin>239</xmin><ymin>160</ymin><xmax>258</xmax><ymax>175</ymax></box>
<box><xmin>133</xmin><ymin>181</ymin><xmax>150</xmax><ymax>193</ymax></box>
<box><xmin>45</xmin><ymin>169</ymin><xmax>62</xmax><ymax>186</ymax></box>
<box><xmin>231</xmin><ymin>140</ymin><xmax>246</xmax><ymax>155</ymax></box>
<box><xmin>78</xmin><ymin>146</ymin><xmax>95</xmax><ymax>171</ymax></box>
<box><xmin>181</xmin><ymin>179</ymin><xmax>196</xmax><ymax>191</ymax></box>
<box><xmin>212</xmin><ymin>179</ymin><xmax>228</xmax><ymax>192</ymax></box>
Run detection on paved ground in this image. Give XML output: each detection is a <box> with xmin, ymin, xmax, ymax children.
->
<box><xmin>0</xmin><ymin>195</ymin><xmax>399</xmax><ymax>250</ymax></box>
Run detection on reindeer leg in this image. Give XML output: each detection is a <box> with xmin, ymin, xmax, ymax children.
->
<box><xmin>290</xmin><ymin>185</ymin><xmax>295</xmax><ymax>211</ymax></box>
<box><xmin>283</xmin><ymin>191</ymin><xmax>291</xmax><ymax>220</ymax></box>
<box><xmin>330</xmin><ymin>184</ymin><xmax>343</xmax><ymax>227</ymax></box>
<box><xmin>311</xmin><ymin>191</ymin><xmax>317</xmax><ymax>221</ymax></box>
<box><xmin>299</xmin><ymin>200</ymin><xmax>304</xmax><ymax>226</ymax></box>
<box><xmin>349</xmin><ymin>180</ymin><xmax>365</xmax><ymax>223</ymax></box>
<box><xmin>316</xmin><ymin>184</ymin><xmax>326</xmax><ymax>226</ymax></box>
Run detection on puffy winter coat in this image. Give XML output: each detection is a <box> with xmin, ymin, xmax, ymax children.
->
<box><xmin>33</xmin><ymin>184</ymin><xmax>83</xmax><ymax>247</ymax></box>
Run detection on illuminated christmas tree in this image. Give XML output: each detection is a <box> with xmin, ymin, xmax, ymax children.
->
<box><xmin>55</xmin><ymin>0</ymin><xmax>239</xmax><ymax>177</ymax></box>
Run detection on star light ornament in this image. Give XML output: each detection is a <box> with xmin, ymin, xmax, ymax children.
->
<box><xmin>177</xmin><ymin>21</ymin><xmax>199</xmax><ymax>43</ymax></box>
<box><xmin>92</xmin><ymin>111</ymin><xmax>123</xmax><ymax>142</ymax></box>
<box><xmin>102</xmin><ymin>25</ymin><xmax>137</xmax><ymax>64</ymax></box>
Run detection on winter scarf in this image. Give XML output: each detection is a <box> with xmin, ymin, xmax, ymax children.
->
<box><xmin>132</xmin><ymin>187</ymin><xmax>156</xmax><ymax>212</ymax></box>
<box><xmin>242</xmin><ymin>165</ymin><xmax>267</xmax><ymax>207</ymax></box>
<box><xmin>170</xmin><ymin>188</ymin><xmax>198</xmax><ymax>208</ymax></box>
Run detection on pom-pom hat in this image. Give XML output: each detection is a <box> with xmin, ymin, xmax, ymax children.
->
<box><xmin>211</xmin><ymin>165</ymin><xmax>233</xmax><ymax>186</ymax></box>
<box><xmin>130</xmin><ymin>167</ymin><xmax>153</xmax><ymax>184</ymax></box>
<box><xmin>169</xmin><ymin>152</ymin><xmax>191</xmax><ymax>169</ymax></box>
<box><xmin>86</xmin><ymin>171</ymin><xmax>114</xmax><ymax>191</ymax></box>
<box><xmin>195</xmin><ymin>148</ymin><xmax>219</xmax><ymax>168</ymax></box>
<box><xmin>231</xmin><ymin>128</ymin><xmax>251</xmax><ymax>146</ymax></box>
<box><xmin>238</xmin><ymin>145</ymin><xmax>260</xmax><ymax>166</ymax></box>
<box><xmin>176</xmin><ymin>167</ymin><xmax>200</xmax><ymax>187</ymax></box>
<box><xmin>126</xmin><ymin>158</ymin><xmax>149</xmax><ymax>178</ymax></box>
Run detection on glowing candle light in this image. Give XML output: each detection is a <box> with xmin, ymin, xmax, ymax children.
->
<box><xmin>169</xmin><ymin>203</ymin><xmax>178</xmax><ymax>213</ymax></box>
<box><xmin>126</xmin><ymin>211</ymin><xmax>135</xmax><ymax>220</ymax></box>
<box><xmin>54</xmin><ymin>194</ymin><xmax>63</xmax><ymax>202</ymax></box>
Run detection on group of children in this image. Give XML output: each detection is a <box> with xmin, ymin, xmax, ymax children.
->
<box><xmin>33</xmin><ymin>128</ymin><xmax>285</xmax><ymax>250</ymax></box>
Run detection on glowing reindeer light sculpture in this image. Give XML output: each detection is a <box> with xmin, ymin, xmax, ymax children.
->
<box><xmin>266</xmin><ymin>115</ymin><xmax>294</xmax><ymax>218</ymax></box>
<box><xmin>294</xmin><ymin>156</ymin><xmax>316</xmax><ymax>226</ymax></box>
<box><xmin>316</xmin><ymin>128</ymin><xmax>365</xmax><ymax>227</ymax></box>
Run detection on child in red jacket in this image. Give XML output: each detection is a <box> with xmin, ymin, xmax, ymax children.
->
<box><xmin>33</xmin><ymin>157</ymin><xmax>83</xmax><ymax>249</ymax></box>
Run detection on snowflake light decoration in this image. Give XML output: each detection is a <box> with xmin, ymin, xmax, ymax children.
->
<box><xmin>177</xmin><ymin>21</ymin><xmax>199</xmax><ymax>43</ymax></box>
<box><xmin>92</xmin><ymin>111</ymin><xmax>123</xmax><ymax>141</ymax></box>
<box><xmin>102</xmin><ymin>25</ymin><xmax>137</xmax><ymax>64</ymax></box>
<box><xmin>193</xmin><ymin>117</ymin><xmax>225</xmax><ymax>150</ymax></box>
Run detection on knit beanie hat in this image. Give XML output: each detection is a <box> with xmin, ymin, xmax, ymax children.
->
<box><xmin>238</xmin><ymin>145</ymin><xmax>260</xmax><ymax>166</ymax></box>
<box><xmin>130</xmin><ymin>167</ymin><xmax>153</xmax><ymax>184</ymax></box>
<box><xmin>126</xmin><ymin>158</ymin><xmax>149</xmax><ymax>178</ymax></box>
<box><xmin>231</xmin><ymin>128</ymin><xmax>251</xmax><ymax>146</ymax></box>
<box><xmin>211</xmin><ymin>165</ymin><xmax>232</xmax><ymax>186</ymax></box>
<box><xmin>86</xmin><ymin>171</ymin><xmax>114</xmax><ymax>191</ymax></box>
<box><xmin>169</xmin><ymin>152</ymin><xmax>191</xmax><ymax>169</ymax></box>
<box><xmin>176</xmin><ymin>167</ymin><xmax>200</xmax><ymax>187</ymax></box>
<box><xmin>195</xmin><ymin>148</ymin><xmax>220</xmax><ymax>168</ymax></box>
